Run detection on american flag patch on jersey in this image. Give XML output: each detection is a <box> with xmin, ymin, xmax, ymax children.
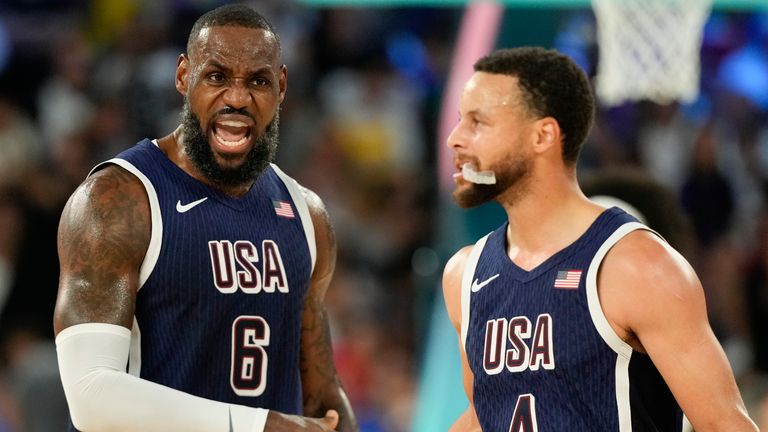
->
<box><xmin>553</xmin><ymin>270</ymin><xmax>582</xmax><ymax>289</ymax></box>
<box><xmin>273</xmin><ymin>200</ymin><xmax>295</xmax><ymax>218</ymax></box>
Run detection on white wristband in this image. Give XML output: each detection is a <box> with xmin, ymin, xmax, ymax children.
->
<box><xmin>230</xmin><ymin>405</ymin><xmax>268</xmax><ymax>432</ymax></box>
<box><xmin>252</xmin><ymin>408</ymin><xmax>268</xmax><ymax>432</ymax></box>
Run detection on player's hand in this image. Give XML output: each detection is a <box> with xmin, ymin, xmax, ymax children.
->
<box><xmin>266</xmin><ymin>409</ymin><xmax>339</xmax><ymax>431</ymax></box>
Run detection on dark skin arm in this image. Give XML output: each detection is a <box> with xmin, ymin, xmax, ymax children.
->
<box><xmin>54</xmin><ymin>165</ymin><xmax>148</xmax><ymax>332</ymax></box>
<box><xmin>54</xmin><ymin>164</ymin><xmax>340</xmax><ymax>431</ymax></box>
<box><xmin>299</xmin><ymin>188</ymin><xmax>358</xmax><ymax>432</ymax></box>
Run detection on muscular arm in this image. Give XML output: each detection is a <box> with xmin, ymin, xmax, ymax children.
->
<box><xmin>299</xmin><ymin>187</ymin><xmax>358</xmax><ymax>432</ymax></box>
<box><xmin>600</xmin><ymin>231</ymin><xmax>758</xmax><ymax>432</ymax></box>
<box><xmin>54</xmin><ymin>165</ymin><xmax>147</xmax><ymax>332</ymax></box>
<box><xmin>54</xmin><ymin>165</ymin><xmax>337</xmax><ymax>432</ymax></box>
<box><xmin>442</xmin><ymin>247</ymin><xmax>482</xmax><ymax>432</ymax></box>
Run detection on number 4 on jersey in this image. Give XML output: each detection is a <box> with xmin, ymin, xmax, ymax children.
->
<box><xmin>509</xmin><ymin>394</ymin><xmax>538</xmax><ymax>432</ymax></box>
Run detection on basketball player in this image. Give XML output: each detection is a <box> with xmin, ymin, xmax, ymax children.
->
<box><xmin>442</xmin><ymin>47</ymin><xmax>758</xmax><ymax>431</ymax></box>
<box><xmin>53</xmin><ymin>5</ymin><xmax>357</xmax><ymax>431</ymax></box>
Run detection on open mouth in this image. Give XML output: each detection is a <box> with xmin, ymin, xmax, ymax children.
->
<box><xmin>212</xmin><ymin>120</ymin><xmax>252</xmax><ymax>150</ymax></box>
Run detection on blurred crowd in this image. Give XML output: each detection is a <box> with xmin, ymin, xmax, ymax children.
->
<box><xmin>0</xmin><ymin>1</ymin><xmax>766</xmax><ymax>431</ymax></box>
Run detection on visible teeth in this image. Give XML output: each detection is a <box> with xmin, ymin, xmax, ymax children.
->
<box><xmin>462</xmin><ymin>163</ymin><xmax>496</xmax><ymax>184</ymax></box>
<box><xmin>215</xmin><ymin>133</ymin><xmax>249</xmax><ymax>147</ymax></box>
<box><xmin>218</xmin><ymin>120</ymin><xmax>249</xmax><ymax>127</ymax></box>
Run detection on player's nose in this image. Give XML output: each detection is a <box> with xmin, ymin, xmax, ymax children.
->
<box><xmin>221</xmin><ymin>79</ymin><xmax>252</xmax><ymax>110</ymax></box>
<box><xmin>446</xmin><ymin>121</ymin><xmax>468</xmax><ymax>150</ymax></box>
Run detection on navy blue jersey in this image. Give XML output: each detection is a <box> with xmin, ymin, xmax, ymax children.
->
<box><xmin>69</xmin><ymin>139</ymin><xmax>315</xmax><ymax>430</ymax></box>
<box><xmin>461</xmin><ymin>208</ymin><xmax>687</xmax><ymax>432</ymax></box>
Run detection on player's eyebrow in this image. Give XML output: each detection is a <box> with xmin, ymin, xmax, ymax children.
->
<box><xmin>203</xmin><ymin>60</ymin><xmax>273</xmax><ymax>77</ymax></box>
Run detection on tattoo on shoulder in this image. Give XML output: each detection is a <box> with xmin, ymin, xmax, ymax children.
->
<box><xmin>57</xmin><ymin>166</ymin><xmax>150</xmax><ymax>326</ymax></box>
<box><xmin>61</xmin><ymin>166</ymin><xmax>150</xmax><ymax>265</ymax></box>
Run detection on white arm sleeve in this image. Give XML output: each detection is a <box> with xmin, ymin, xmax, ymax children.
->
<box><xmin>56</xmin><ymin>323</ymin><xmax>268</xmax><ymax>432</ymax></box>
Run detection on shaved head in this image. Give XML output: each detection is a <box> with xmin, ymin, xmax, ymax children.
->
<box><xmin>187</xmin><ymin>4</ymin><xmax>280</xmax><ymax>57</ymax></box>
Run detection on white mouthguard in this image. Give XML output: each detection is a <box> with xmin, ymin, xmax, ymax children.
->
<box><xmin>461</xmin><ymin>163</ymin><xmax>496</xmax><ymax>185</ymax></box>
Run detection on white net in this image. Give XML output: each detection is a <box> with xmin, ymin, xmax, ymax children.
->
<box><xmin>591</xmin><ymin>0</ymin><xmax>713</xmax><ymax>107</ymax></box>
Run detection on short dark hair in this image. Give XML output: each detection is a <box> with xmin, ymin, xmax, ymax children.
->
<box><xmin>474</xmin><ymin>47</ymin><xmax>595</xmax><ymax>165</ymax></box>
<box><xmin>187</xmin><ymin>4</ymin><xmax>279</xmax><ymax>54</ymax></box>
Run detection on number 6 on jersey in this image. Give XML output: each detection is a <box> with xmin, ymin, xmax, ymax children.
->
<box><xmin>231</xmin><ymin>315</ymin><xmax>270</xmax><ymax>396</ymax></box>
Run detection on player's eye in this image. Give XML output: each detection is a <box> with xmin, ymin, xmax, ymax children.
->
<box><xmin>207</xmin><ymin>72</ymin><xmax>226</xmax><ymax>83</ymax></box>
<box><xmin>250</xmin><ymin>77</ymin><xmax>270</xmax><ymax>87</ymax></box>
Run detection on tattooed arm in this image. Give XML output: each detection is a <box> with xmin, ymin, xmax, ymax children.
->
<box><xmin>54</xmin><ymin>164</ymin><xmax>338</xmax><ymax>432</ymax></box>
<box><xmin>300</xmin><ymin>188</ymin><xmax>359</xmax><ymax>432</ymax></box>
<box><xmin>54</xmin><ymin>164</ymin><xmax>149</xmax><ymax>333</ymax></box>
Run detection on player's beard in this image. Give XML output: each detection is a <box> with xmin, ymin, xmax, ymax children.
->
<box><xmin>452</xmin><ymin>152</ymin><xmax>532</xmax><ymax>209</ymax></box>
<box><xmin>181</xmin><ymin>99</ymin><xmax>279</xmax><ymax>187</ymax></box>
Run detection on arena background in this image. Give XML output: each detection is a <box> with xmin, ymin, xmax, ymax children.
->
<box><xmin>0</xmin><ymin>0</ymin><xmax>766</xmax><ymax>431</ymax></box>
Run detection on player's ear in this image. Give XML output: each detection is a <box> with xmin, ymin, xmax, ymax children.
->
<box><xmin>533</xmin><ymin>117</ymin><xmax>560</xmax><ymax>155</ymax></box>
<box><xmin>176</xmin><ymin>54</ymin><xmax>189</xmax><ymax>96</ymax></box>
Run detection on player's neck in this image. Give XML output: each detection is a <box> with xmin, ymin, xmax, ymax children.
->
<box><xmin>501</xmin><ymin>179</ymin><xmax>597</xmax><ymax>271</ymax></box>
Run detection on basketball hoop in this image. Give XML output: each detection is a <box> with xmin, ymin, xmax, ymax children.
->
<box><xmin>591</xmin><ymin>0</ymin><xmax>713</xmax><ymax>107</ymax></box>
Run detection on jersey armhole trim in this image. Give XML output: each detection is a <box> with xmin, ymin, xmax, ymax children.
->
<box><xmin>460</xmin><ymin>234</ymin><xmax>491</xmax><ymax>351</ymax></box>
<box><xmin>89</xmin><ymin>158</ymin><xmax>163</xmax><ymax>290</ymax></box>
<box><xmin>585</xmin><ymin>221</ymin><xmax>653</xmax><ymax>359</ymax></box>
<box><xmin>586</xmin><ymin>221</ymin><xmax>658</xmax><ymax>432</ymax></box>
<box><xmin>270</xmin><ymin>164</ymin><xmax>317</xmax><ymax>274</ymax></box>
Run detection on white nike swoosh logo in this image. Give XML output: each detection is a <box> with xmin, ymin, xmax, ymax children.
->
<box><xmin>176</xmin><ymin>197</ymin><xmax>208</xmax><ymax>213</ymax></box>
<box><xmin>471</xmin><ymin>274</ymin><xmax>500</xmax><ymax>292</ymax></box>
